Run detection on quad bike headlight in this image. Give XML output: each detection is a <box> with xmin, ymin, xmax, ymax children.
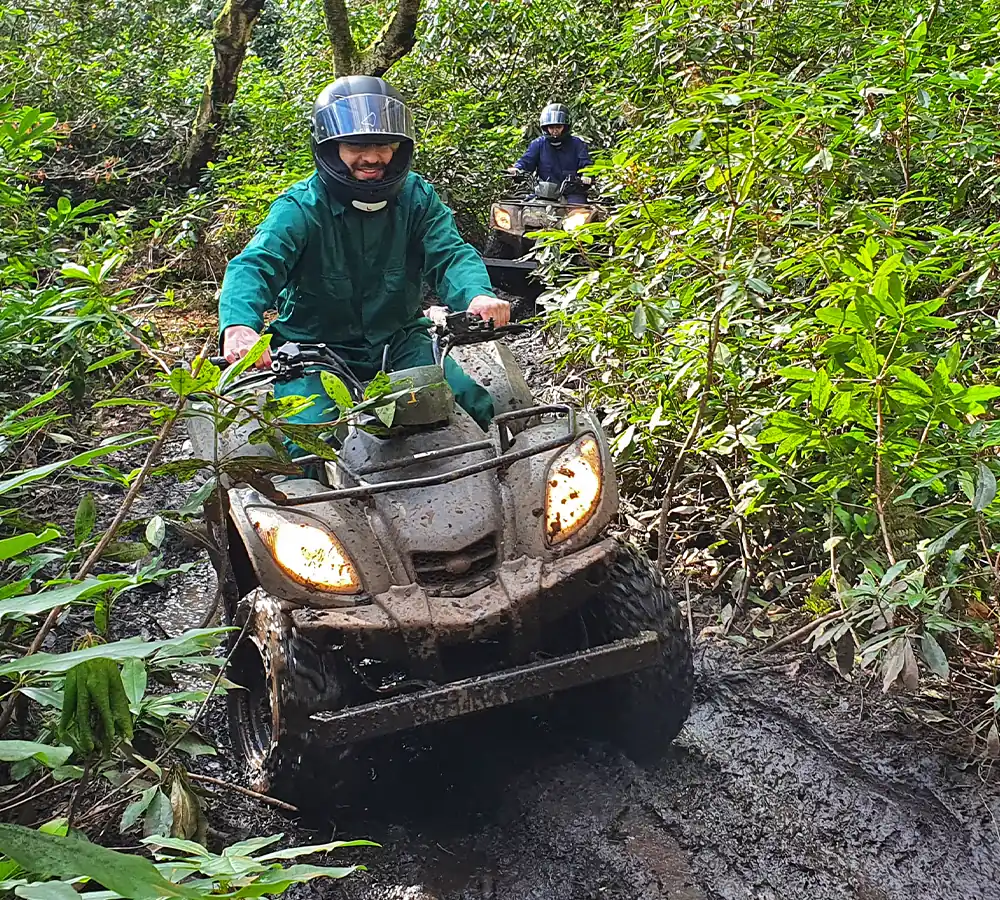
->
<box><xmin>247</xmin><ymin>508</ymin><xmax>361</xmax><ymax>594</ymax></box>
<box><xmin>545</xmin><ymin>436</ymin><xmax>603</xmax><ymax>545</ymax></box>
<box><xmin>493</xmin><ymin>208</ymin><xmax>513</xmax><ymax>230</ymax></box>
<box><xmin>561</xmin><ymin>210</ymin><xmax>592</xmax><ymax>232</ymax></box>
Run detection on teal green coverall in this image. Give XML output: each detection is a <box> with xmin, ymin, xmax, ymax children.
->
<box><xmin>217</xmin><ymin>172</ymin><xmax>497</xmax><ymax>449</ymax></box>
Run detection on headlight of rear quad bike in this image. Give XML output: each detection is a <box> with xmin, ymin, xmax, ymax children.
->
<box><xmin>545</xmin><ymin>436</ymin><xmax>603</xmax><ymax>545</ymax></box>
<box><xmin>493</xmin><ymin>208</ymin><xmax>513</xmax><ymax>230</ymax></box>
<box><xmin>561</xmin><ymin>210</ymin><xmax>593</xmax><ymax>232</ymax></box>
<box><xmin>247</xmin><ymin>508</ymin><xmax>361</xmax><ymax>594</ymax></box>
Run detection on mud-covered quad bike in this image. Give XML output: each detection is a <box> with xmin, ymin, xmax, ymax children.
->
<box><xmin>482</xmin><ymin>172</ymin><xmax>605</xmax><ymax>297</ymax></box>
<box><xmin>187</xmin><ymin>314</ymin><xmax>692</xmax><ymax>810</ymax></box>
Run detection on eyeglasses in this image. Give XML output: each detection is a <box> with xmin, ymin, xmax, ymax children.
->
<box><xmin>341</xmin><ymin>141</ymin><xmax>401</xmax><ymax>152</ymax></box>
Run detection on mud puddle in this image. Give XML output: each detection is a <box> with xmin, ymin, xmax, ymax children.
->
<box><xmin>162</xmin><ymin>589</ymin><xmax>1000</xmax><ymax>900</ymax></box>
<box><xmin>298</xmin><ymin>652</ymin><xmax>998</xmax><ymax>900</ymax></box>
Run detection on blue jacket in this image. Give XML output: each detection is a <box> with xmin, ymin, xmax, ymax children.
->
<box><xmin>514</xmin><ymin>135</ymin><xmax>591</xmax><ymax>185</ymax></box>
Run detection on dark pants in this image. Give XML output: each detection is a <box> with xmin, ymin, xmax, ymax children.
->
<box><xmin>273</xmin><ymin>327</ymin><xmax>494</xmax><ymax>457</ymax></box>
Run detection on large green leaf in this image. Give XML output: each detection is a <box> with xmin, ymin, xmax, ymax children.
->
<box><xmin>0</xmin><ymin>528</ymin><xmax>59</xmax><ymax>561</ymax></box>
<box><xmin>15</xmin><ymin>880</ymin><xmax>89</xmax><ymax>900</ymax></box>
<box><xmin>973</xmin><ymin>461</ymin><xmax>997</xmax><ymax>512</ymax></box>
<box><xmin>74</xmin><ymin>494</ymin><xmax>96</xmax><ymax>546</ymax></box>
<box><xmin>319</xmin><ymin>372</ymin><xmax>354</xmax><ymax>413</ymax></box>
<box><xmin>0</xmin><ymin>577</ymin><xmax>127</xmax><ymax>624</ymax></box>
<box><xmin>0</xmin><ymin>741</ymin><xmax>72</xmax><ymax>768</ymax></box>
<box><xmin>0</xmin><ymin>629</ymin><xmax>228</xmax><ymax>677</ymax></box>
<box><xmin>0</xmin><ymin>439</ymin><xmax>152</xmax><ymax>496</ymax></box>
<box><xmin>0</xmin><ymin>824</ymin><xmax>199</xmax><ymax>900</ymax></box>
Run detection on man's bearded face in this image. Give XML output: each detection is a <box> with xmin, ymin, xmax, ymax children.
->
<box><xmin>338</xmin><ymin>142</ymin><xmax>399</xmax><ymax>180</ymax></box>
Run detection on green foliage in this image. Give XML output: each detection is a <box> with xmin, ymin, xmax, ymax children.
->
<box><xmin>0</xmin><ymin>823</ymin><xmax>198</xmax><ymax>900</ymax></box>
<box><xmin>0</xmin><ymin>824</ymin><xmax>372</xmax><ymax>900</ymax></box>
<box><xmin>531</xmin><ymin>0</ymin><xmax>1000</xmax><ymax>701</ymax></box>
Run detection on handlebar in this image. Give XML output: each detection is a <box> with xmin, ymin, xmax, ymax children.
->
<box><xmin>438</xmin><ymin>311</ymin><xmax>530</xmax><ymax>346</ymax></box>
<box><xmin>206</xmin><ymin>313</ymin><xmax>531</xmax><ymax>386</ymax></box>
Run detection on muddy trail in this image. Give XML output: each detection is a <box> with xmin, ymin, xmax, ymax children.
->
<box><xmin>144</xmin><ymin>562</ymin><xmax>1000</xmax><ymax>900</ymax></box>
<box><xmin>120</xmin><ymin>318</ymin><xmax>1000</xmax><ymax>900</ymax></box>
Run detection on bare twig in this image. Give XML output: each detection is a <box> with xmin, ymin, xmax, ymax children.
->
<box><xmin>750</xmin><ymin>610</ymin><xmax>845</xmax><ymax>658</ymax></box>
<box><xmin>926</xmin><ymin>0</ymin><xmax>941</xmax><ymax>35</ymax></box>
<box><xmin>828</xmin><ymin>507</ymin><xmax>847</xmax><ymax>612</ymax></box>
<box><xmin>186</xmin><ymin>771</ymin><xmax>298</xmax><ymax>814</ymax></box>
<box><xmin>685</xmin><ymin>577</ymin><xmax>695</xmax><ymax>644</ymax></box>
<box><xmin>711</xmin><ymin>459</ymin><xmax>753</xmax><ymax>612</ymax></box>
<box><xmin>874</xmin><ymin>391</ymin><xmax>898</xmax><ymax>566</ymax></box>
<box><xmin>0</xmin><ymin>339</ymin><xmax>212</xmax><ymax>735</ymax></box>
<box><xmin>657</xmin><ymin>315</ymin><xmax>720</xmax><ymax>566</ymax></box>
<box><xmin>65</xmin><ymin>757</ymin><xmax>92</xmax><ymax>830</ymax></box>
<box><xmin>939</xmin><ymin>265</ymin><xmax>982</xmax><ymax>301</ymax></box>
<box><xmin>0</xmin><ymin>773</ymin><xmax>54</xmax><ymax>816</ymax></box>
<box><xmin>657</xmin><ymin>195</ymin><xmax>740</xmax><ymax>567</ymax></box>
<box><xmin>124</xmin><ymin>330</ymin><xmax>172</xmax><ymax>375</ymax></box>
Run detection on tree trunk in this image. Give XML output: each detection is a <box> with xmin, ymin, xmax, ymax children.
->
<box><xmin>322</xmin><ymin>0</ymin><xmax>421</xmax><ymax>77</ymax></box>
<box><xmin>323</xmin><ymin>0</ymin><xmax>358</xmax><ymax>77</ymax></box>
<box><xmin>179</xmin><ymin>0</ymin><xmax>266</xmax><ymax>184</ymax></box>
<box><xmin>180</xmin><ymin>0</ymin><xmax>422</xmax><ymax>182</ymax></box>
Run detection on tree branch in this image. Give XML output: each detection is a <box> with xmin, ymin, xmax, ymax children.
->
<box><xmin>322</xmin><ymin>0</ymin><xmax>358</xmax><ymax>77</ymax></box>
<box><xmin>358</xmin><ymin>0</ymin><xmax>421</xmax><ymax>76</ymax></box>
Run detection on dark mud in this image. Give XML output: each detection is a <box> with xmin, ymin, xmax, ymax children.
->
<box><xmin>157</xmin><ymin>558</ymin><xmax>1000</xmax><ymax>900</ymax></box>
<box><xmin>314</xmin><ymin>651</ymin><xmax>1000</xmax><ymax>900</ymax></box>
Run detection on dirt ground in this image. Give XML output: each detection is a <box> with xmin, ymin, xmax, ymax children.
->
<box><xmin>133</xmin><ymin>491</ymin><xmax>1000</xmax><ymax>900</ymax></box>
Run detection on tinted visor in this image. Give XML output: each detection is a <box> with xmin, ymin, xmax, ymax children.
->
<box><xmin>312</xmin><ymin>94</ymin><xmax>416</xmax><ymax>145</ymax></box>
<box><xmin>540</xmin><ymin>106</ymin><xmax>570</xmax><ymax>126</ymax></box>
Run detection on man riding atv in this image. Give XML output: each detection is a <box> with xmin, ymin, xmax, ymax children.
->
<box><xmin>201</xmin><ymin>81</ymin><xmax>693</xmax><ymax>811</ymax></box>
<box><xmin>509</xmin><ymin>103</ymin><xmax>592</xmax><ymax>204</ymax></box>
<box><xmin>482</xmin><ymin>102</ymin><xmax>598</xmax><ymax>293</ymax></box>
<box><xmin>219</xmin><ymin>75</ymin><xmax>509</xmax><ymax>441</ymax></box>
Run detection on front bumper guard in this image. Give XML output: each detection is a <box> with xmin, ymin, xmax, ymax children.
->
<box><xmin>309</xmin><ymin>630</ymin><xmax>660</xmax><ymax>746</ymax></box>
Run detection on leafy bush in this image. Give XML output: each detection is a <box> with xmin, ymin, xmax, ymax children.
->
<box><xmin>531</xmin><ymin>0</ymin><xmax>1000</xmax><ymax>732</ymax></box>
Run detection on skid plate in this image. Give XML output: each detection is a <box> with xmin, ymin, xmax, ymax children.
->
<box><xmin>309</xmin><ymin>630</ymin><xmax>661</xmax><ymax>745</ymax></box>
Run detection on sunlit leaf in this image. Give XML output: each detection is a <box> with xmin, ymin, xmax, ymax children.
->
<box><xmin>973</xmin><ymin>461</ymin><xmax>997</xmax><ymax>512</ymax></box>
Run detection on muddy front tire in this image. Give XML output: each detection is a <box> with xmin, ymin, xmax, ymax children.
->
<box><xmin>577</xmin><ymin>541</ymin><xmax>694</xmax><ymax>758</ymax></box>
<box><xmin>226</xmin><ymin>592</ymin><xmax>359</xmax><ymax>816</ymax></box>
<box><xmin>483</xmin><ymin>230</ymin><xmax>519</xmax><ymax>260</ymax></box>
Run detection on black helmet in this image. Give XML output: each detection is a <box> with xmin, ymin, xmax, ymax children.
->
<box><xmin>310</xmin><ymin>75</ymin><xmax>416</xmax><ymax>210</ymax></box>
<box><xmin>539</xmin><ymin>103</ymin><xmax>571</xmax><ymax>145</ymax></box>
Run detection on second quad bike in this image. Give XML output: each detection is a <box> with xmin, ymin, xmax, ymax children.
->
<box><xmin>187</xmin><ymin>314</ymin><xmax>693</xmax><ymax>809</ymax></box>
<box><xmin>482</xmin><ymin>172</ymin><xmax>606</xmax><ymax>296</ymax></box>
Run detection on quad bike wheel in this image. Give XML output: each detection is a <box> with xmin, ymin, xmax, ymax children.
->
<box><xmin>483</xmin><ymin>231</ymin><xmax>520</xmax><ymax>260</ymax></box>
<box><xmin>575</xmin><ymin>540</ymin><xmax>694</xmax><ymax>758</ymax></box>
<box><xmin>226</xmin><ymin>590</ymin><xmax>362</xmax><ymax>815</ymax></box>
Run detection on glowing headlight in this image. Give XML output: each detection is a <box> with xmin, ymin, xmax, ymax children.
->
<box><xmin>561</xmin><ymin>210</ymin><xmax>592</xmax><ymax>232</ymax></box>
<box><xmin>545</xmin><ymin>436</ymin><xmax>603</xmax><ymax>544</ymax></box>
<box><xmin>493</xmin><ymin>208</ymin><xmax>513</xmax><ymax>230</ymax></box>
<box><xmin>247</xmin><ymin>508</ymin><xmax>361</xmax><ymax>594</ymax></box>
